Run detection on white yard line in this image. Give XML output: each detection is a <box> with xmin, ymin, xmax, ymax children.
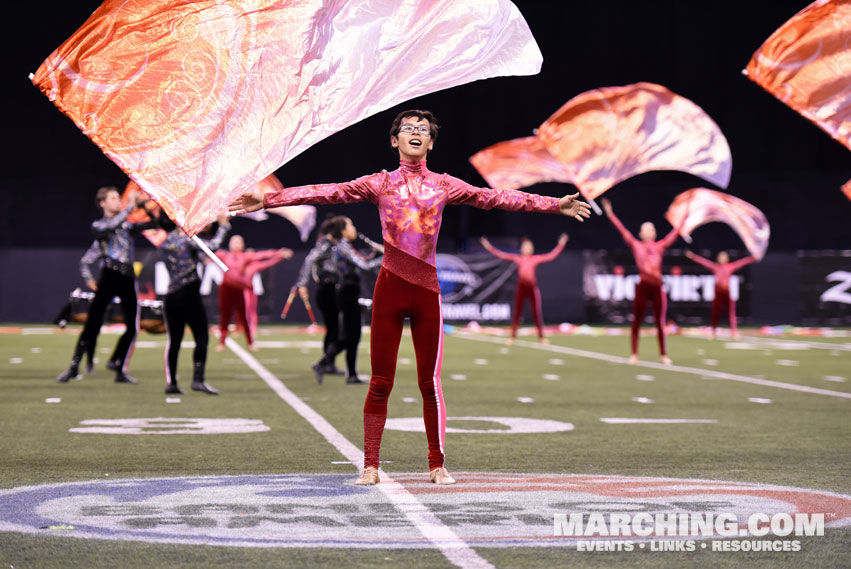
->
<box><xmin>225</xmin><ymin>337</ymin><xmax>494</xmax><ymax>569</ymax></box>
<box><xmin>454</xmin><ymin>332</ymin><xmax>851</xmax><ymax>400</ymax></box>
<box><xmin>683</xmin><ymin>334</ymin><xmax>851</xmax><ymax>352</ymax></box>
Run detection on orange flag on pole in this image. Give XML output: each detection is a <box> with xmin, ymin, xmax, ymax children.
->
<box><xmin>469</xmin><ymin>136</ymin><xmax>574</xmax><ymax>190</ymax></box>
<box><xmin>665</xmin><ymin>188</ymin><xmax>771</xmax><ymax>260</ymax></box>
<box><xmin>536</xmin><ymin>82</ymin><xmax>732</xmax><ymax>201</ymax></box>
<box><xmin>32</xmin><ymin>0</ymin><xmax>543</xmax><ymax>236</ymax></box>
<box><xmin>744</xmin><ymin>0</ymin><xmax>851</xmax><ymax>152</ymax></box>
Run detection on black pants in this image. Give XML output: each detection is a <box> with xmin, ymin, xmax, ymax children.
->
<box><xmin>70</xmin><ymin>268</ymin><xmax>138</xmax><ymax>374</ymax></box>
<box><xmin>164</xmin><ymin>281</ymin><xmax>209</xmax><ymax>386</ymax></box>
<box><xmin>316</xmin><ymin>281</ymin><xmax>340</xmax><ymax>358</ymax></box>
<box><xmin>336</xmin><ymin>281</ymin><xmax>363</xmax><ymax>376</ymax></box>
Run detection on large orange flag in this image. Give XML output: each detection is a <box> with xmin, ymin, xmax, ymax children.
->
<box><xmin>469</xmin><ymin>136</ymin><xmax>574</xmax><ymax>190</ymax></box>
<box><xmin>665</xmin><ymin>188</ymin><xmax>770</xmax><ymax>260</ymax></box>
<box><xmin>744</xmin><ymin>0</ymin><xmax>851</xmax><ymax>152</ymax></box>
<box><xmin>32</xmin><ymin>0</ymin><xmax>543</xmax><ymax>235</ymax></box>
<box><xmin>536</xmin><ymin>82</ymin><xmax>732</xmax><ymax>200</ymax></box>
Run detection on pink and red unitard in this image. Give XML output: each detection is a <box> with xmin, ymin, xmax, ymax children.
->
<box><xmin>687</xmin><ymin>253</ymin><xmax>756</xmax><ymax>335</ymax></box>
<box><xmin>607</xmin><ymin>210</ymin><xmax>685</xmax><ymax>356</ymax></box>
<box><xmin>263</xmin><ymin>160</ymin><xmax>561</xmax><ymax>470</ymax></box>
<box><xmin>483</xmin><ymin>240</ymin><xmax>565</xmax><ymax>339</ymax></box>
<box><xmin>215</xmin><ymin>250</ymin><xmax>284</xmax><ymax>347</ymax></box>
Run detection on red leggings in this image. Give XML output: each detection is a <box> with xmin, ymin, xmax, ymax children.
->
<box><xmin>710</xmin><ymin>288</ymin><xmax>737</xmax><ymax>334</ymax></box>
<box><xmin>511</xmin><ymin>281</ymin><xmax>544</xmax><ymax>339</ymax></box>
<box><xmin>218</xmin><ymin>283</ymin><xmax>253</xmax><ymax>346</ymax></box>
<box><xmin>631</xmin><ymin>280</ymin><xmax>667</xmax><ymax>356</ymax></box>
<box><xmin>363</xmin><ymin>269</ymin><xmax>446</xmax><ymax>471</ymax></box>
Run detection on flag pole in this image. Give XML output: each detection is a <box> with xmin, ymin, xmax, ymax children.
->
<box><xmin>191</xmin><ymin>235</ymin><xmax>228</xmax><ymax>272</ymax></box>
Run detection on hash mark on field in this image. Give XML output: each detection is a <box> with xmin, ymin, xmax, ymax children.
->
<box><xmin>748</xmin><ymin>398</ymin><xmax>772</xmax><ymax>404</ymax></box>
<box><xmin>775</xmin><ymin>359</ymin><xmax>800</xmax><ymax>367</ymax></box>
<box><xmin>9</xmin><ymin>357</ymin><xmax>22</xmax><ymax>364</ymax></box>
<box><xmin>473</xmin><ymin>358</ymin><xmax>488</xmax><ymax>365</ymax></box>
<box><xmin>548</xmin><ymin>358</ymin><xmax>565</xmax><ymax>365</ymax></box>
<box><xmin>455</xmin><ymin>332</ymin><xmax>851</xmax><ymax>400</ymax></box>
<box><xmin>517</xmin><ymin>397</ymin><xmax>535</xmax><ymax>403</ymax></box>
<box><xmin>450</xmin><ymin>374</ymin><xmax>467</xmax><ymax>381</ymax></box>
<box><xmin>635</xmin><ymin>374</ymin><xmax>655</xmax><ymax>381</ymax></box>
<box><xmin>632</xmin><ymin>397</ymin><xmax>654</xmax><ymax>404</ymax></box>
<box><xmin>824</xmin><ymin>376</ymin><xmax>846</xmax><ymax>383</ymax></box>
<box><xmin>225</xmin><ymin>338</ymin><xmax>494</xmax><ymax>569</ymax></box>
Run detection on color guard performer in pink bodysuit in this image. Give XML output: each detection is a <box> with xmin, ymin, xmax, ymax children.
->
<box><xmin>601</xmin><ymin>198</ymin><xmax>686</xmax><ymax>365</ymax></box>
<box><xmin>685</xmin><ymin>250</ymin><xmax>756</xmax><ymax>340</ymax></box>
<box><xmin>480</xmin><ymin>233</ymin><xmax>568</xmax><ymax>344</ymax></box>
<box><xmin>230</xmin><ymin>110</ymin><xmax>591</xmax><ymax>485</ymax></box>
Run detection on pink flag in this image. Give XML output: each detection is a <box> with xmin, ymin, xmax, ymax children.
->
<box><xmin>536</xmin><ymin>82</ymin><xmax>732</xmax><ymax>200</ymax></box>
<box><xmin>32</xmin><ymin>0</ymin><xmax>543</xmax><ymax>235</ymax></box>
<box><xmin>469</xmin><ymin>136</ymin><xmax>574</xmax><ymax>190</ymax></box>
<box><xmin>241</xmin><ymin>175</ymin><xmax>317</xmax><ymax>241</ymax></box>
<box><xmin>665</xmin><ymin>188</ymin><xmax>771</xmax><ymax>260</ymax></box>
<box><xmin>843</xmin><ymin>179</ymin><xmax>851</xmax><ymax>202</ymax></box>
<box><xmin>744</xmin><ymin>0</ymin><xmax>851</xmax><ymax>151</ymax></box>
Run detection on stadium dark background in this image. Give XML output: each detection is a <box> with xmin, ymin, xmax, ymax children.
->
<box><xmin>5</xmin><ymin>1</ymin><xmax>850</xmax><ymax>253</ymax></box>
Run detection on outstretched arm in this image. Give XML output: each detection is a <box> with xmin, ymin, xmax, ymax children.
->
<box><xmin>295</xmin><ymin>241</ymin><xmax>328</xmax><ymax>288</ymax></box>
<box><xmin>600</xmin><ymin>198</ymin><xmax>637</xmax><ymax>247</ymax></box>
<box><xmin>537</xmin><ymin>233</ymin><xmax>568</xmax><ymax>263</ymax></box>
<box><xmin>91</xmin><ymin>203</ymin><xmax>134</xmax><ymax>238</ymax></box>
<box><xmin>479</xmin><ymin>237</ymin><xmax>516</xmax><ymax>261</ymax></box>
<box><xmin>728</xmin><ymin>255</ymin><xmax>757</xmax><ymax>272</ymax></box>
<box><xmin>445</xmin><ymin>176</ymin><xmax>590</xmax><ymax>221</ymax></box>
<box><xmin>660</xmin><ymin>212</ymin><xmax>688</xmax><ymax>248</ymax></box>
<box><xmin>245</xmin><ymin>249</ymin><xmax>292</xmax><ymax>278</ymax></box>
<box><xmin>684</xmin><ymin>250</ymin><xmax>717</xmax><ymax>271</ymax></box>
<box><xmin>229</xmin><ymin>173</ymin><xmax>382</xmax><ymax>215</ymax></box>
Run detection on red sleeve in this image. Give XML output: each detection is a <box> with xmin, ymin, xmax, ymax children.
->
<box><xmin>660</xmin><ymin>214</ymin><xmax>687</xmax><ymax>249</ymax></box>
<box><xmin>245</xmin><ymin>254</ymin><xmax>284</xmax><ymax>277</ymax></box>
<box><xmin>606</xmin><ymin>209</ymin><xmax>637</xmax><ymax>248</ymax></box>
<box><xmin>263</xmin><ymin>172</ymin><xmax>383</xmax><ymax>208</ymax></box>
<box><xmin>482</xmin><ymin>241</ymin><xmax>518</xmax><ymax>262</ymax></box>
<box><xmin>445</xmin><ymin>175</ymin><xmax>561</xmax><ymax>213</ymax></box>
<box><xmin>687</xmin><ymin>253</ymin><xmax>717</xmax><ymax>271</ymax></box>
<box><xmin>728</xmin><ymin>255</ymin><xmax>757</xmax><ymax>271</ymax></box>
<box><xmin>535</xmin><ymin>239</ymin><xmax>566</xmax><ymax>263</ymax></box>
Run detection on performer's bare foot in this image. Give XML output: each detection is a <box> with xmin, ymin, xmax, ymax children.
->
<box><xmin>248</xmin><ymin>344</ymin><xmax>259</xmax><ymax>352</ymax></box>
<box><xmin>628</xmin><ymin>354</ymin><xmax>638</xmax><ymax>365</ymax></box>
<box><xmin>732</xmin><ymin>332</ymin><xmax>741</xmax><ymax>340</ymax></box>
<box><xmin>215</xmin><ymin>344</ymin><xmax>225</xmax><ymax>352</ymax></box>
<box><xmin>354</xmin><ymin>467</ymin><xmax>380</xmax><ymax>486</ymax></box>
<box><xmin>506</xmin><ymin>337</ymin><xmax>515</xmax><ymax>346</ymax></box>
<box><xmin>429</xmin><ymin>467</ymin><xmax>456</xmax><ymax>485</ymax></box>
<box><xmin>660</xmin><ymin>355</ymin><xmax>672</xmax><ymax>365</ymax></box>
<box><xmin>539</xmin><ymin>337</ymin><xmax>550</xmax><ymax>344</ymax></box>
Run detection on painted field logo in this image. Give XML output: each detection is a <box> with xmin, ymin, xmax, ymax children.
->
<box><xmin>0</xmin><ymin>474</ymin><xmax>848</xmax><ymax>548</ymax></box>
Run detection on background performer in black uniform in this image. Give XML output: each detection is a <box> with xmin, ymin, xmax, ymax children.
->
<box><xmin>158</xmin><ymin>213</ymin><xmax>230</xmax><ymax>395</ymax></box>
<box><xmin>57</xmin><ymin>186</ymin><xmax>157</xmax><ymax>384</ymax></box>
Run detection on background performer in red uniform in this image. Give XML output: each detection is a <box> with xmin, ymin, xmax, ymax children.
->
<box><xmin>215</xmin><ymin>236</ymin><xmax>292</xmax><ymax>351</ymax></box>
<box><xmin>685</xmin><ymin>250</ymin><xmax>756</xmax><ymax>340</ymax></box>
<box><xmin>602</xmin><ymin>198</ymin><xmax>686</xmax><ymax>365</ymax></box>
<box><xmin>231</xmin><ymin>110</ymin><xmax>591</xmax><ymax>486</ymax></box>
<box><xmin>480</xmin><ymin>233</ymin><xmax>567</xmax><ymax>344</ymax></box>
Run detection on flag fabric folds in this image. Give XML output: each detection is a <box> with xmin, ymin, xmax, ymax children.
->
<box><xmin>469</xmin><ymin>136</ymin><xmax>574</xmax><ymax>190</ymax></box>
<box><xmin>665</xmin><ymin>188</ymin><xmax>771</xmax><ymax>260</ymax></box>
<box><xmin>744</xmin><ymin>0</ymin><xmax>851</xmax><ymax>151</ymax></box>
<box><xmin>32</xmin><ymin>0</ymin><xmax>543</xmax><ymax>235</ymax></box>
<box><xmin>536</xmin><ymin>82</ymin><xmax>732</xmax><ymax>200</ymax></box>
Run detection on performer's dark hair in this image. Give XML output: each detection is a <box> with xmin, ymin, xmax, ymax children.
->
<box><xmin>520</xmin><ymin>236</ymin><xmax>532</xmax><ymax>244</ymax></box>
<box><xmin>95</xmin><ymin>186</ymin><xmax>119</xmax><ymax>209</ymax></box>
<box><xmin>389</xmin><ymin>109</ymin><xmax>439</xmax><ymax>155</ymax></box>
<box><xmin>319</xmin><ymin>216</ymin><xmax>348</xmax><ymax>240</ymax></box>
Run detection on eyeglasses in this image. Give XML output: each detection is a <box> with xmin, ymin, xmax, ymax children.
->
<box><xmin>398</xmin><ymin>125</ymin><xmax>431</xmax><ymax>135</ymax></box>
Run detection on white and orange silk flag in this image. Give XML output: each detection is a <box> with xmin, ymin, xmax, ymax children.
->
<box><xmin>744</xmin><ymin>0</ymin><xmax>851</xmax><ymax>152</ymax></box>
<box><xmin>536</xmin><ymin>82</ymin><xmax>732</xmax><ymax>201</ymax></box>
<box><xmin>121</xmin><ymin>181</ymin><xmax>167</xmax><ymax>247</ymax></box>
<box><xmin>242</xmin><ymin>175</ymin><xmax>317</xmax><ymax>241</ymax></box>
<box><xmin>665</xmin><ymin>188</ymin><xmax>771</xmax><ymax>260</ymax></box>
<box><xmin>32</xmin><ymin>0</ymin><xmax>543</xmax><ymax>235</ymax></box>
<box><xmin>469</xmin><ymin>136</ymin><xmax>574</xmax><ymax>190</ymax></box>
